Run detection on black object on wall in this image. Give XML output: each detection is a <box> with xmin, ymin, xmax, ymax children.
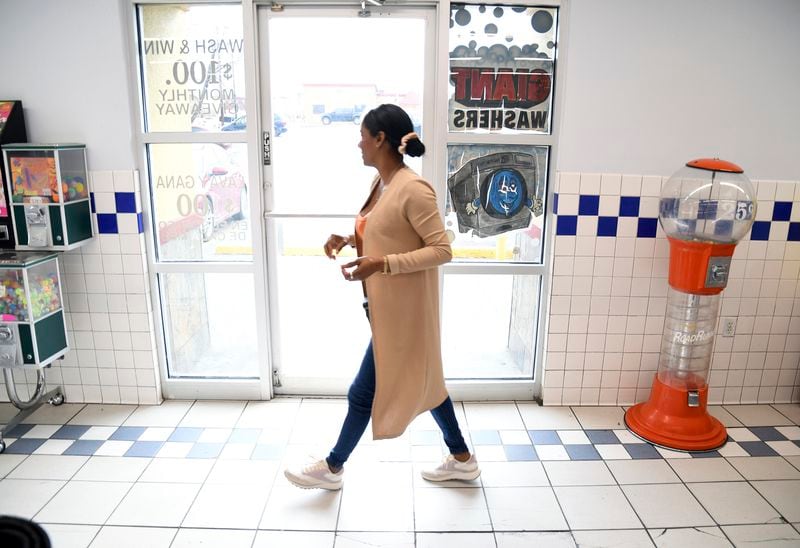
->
<box><xmin>0</xmin><ymin>101</ymin><xmax>28</xmax><ymax>249</ymax></box>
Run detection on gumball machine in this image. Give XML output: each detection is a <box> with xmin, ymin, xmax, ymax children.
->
<box><xmin>625</xmin><ymin>159</ymin><xmax>756</xmax><ymax>451</ymax></box>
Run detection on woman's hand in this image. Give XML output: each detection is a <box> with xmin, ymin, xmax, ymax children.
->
<box><xmin>340</xmin><ymin>256</ymin><xmax>382</xmax><ymax>281</ymax></box>
<box><xmin>324</xmin><ymin>234</ymin><xmax>351</xmax><ymax>259</ymax></box>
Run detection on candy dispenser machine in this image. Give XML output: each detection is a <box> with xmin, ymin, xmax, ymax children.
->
<box><xmin>624</xmin><ymin>159</ymin><xmax>756</xmax><ymax>451</ymax></box>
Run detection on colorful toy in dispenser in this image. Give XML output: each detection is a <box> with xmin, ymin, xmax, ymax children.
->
<box><xmin>64</xmin><ymin>175</ymin><xmax>88</xmax><ymax>201</ymax></box>
<box><xmin>30</xmin><ymin>272</ymin><xmax>60</xmax><ymax>320</ymax></box>
<box><xmin>9</xmin><ymin>156</ymin><xmax>58</xmax><ymax>203</ymax></box>
<box><xmin>0</xmin><ymin>276</ymin><xmax>27</xmax><ymax>322</ymax></box>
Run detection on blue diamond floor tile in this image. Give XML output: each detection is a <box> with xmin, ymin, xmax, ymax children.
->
<box><xmin>187</xmin><ymin>443</ymin><xmax>224</xmax><ymax>459</ymax></box>
<box><xmin>470</xmin><ymin>430</ymin><xmax>502</xmax><ymax>445</ymax></box>
<box><xmin>124</xmin><ymin>441</ymin><xmax>164</xmax><ymax>457</ymax></box>
<box><xmin>5</xmin><ymin>438</ymin><xmax>45</xmax><ymax>454</ymax></box>
<box><xmin>585</xmin><ymin>430</ymin><xmax>620</xmax><ymax>445</ymax></box>
<box><xmin>738</xmin><ymin>441</ymin><xmax>779</xmax><ymax>457</ymax></box>
<box><xmin>749</xmin><ymin>427</ymin><xmax>787</xmax><ymax>442</ymax></box>
<box><xmin>51</xmin><ymin>425</ymin><xmax>91</xmax><ymax>440</ymax></box>
<box><xmin>504</xmin><ymin>445</ymin><xmax>539</xmax><ymax>461</ymax></box>
<box><xmin>691</xmin><ymin>450</ymin><xmax>722</xmax><ymax>458</ymax></box>
<box><xmin>63</xmin><ymin>440</ymin><xmax>105</xmax><ymax>456</ymax></box>
<box><xmin>109</xmin><ymin>426</ymin><xmax>147</xmax><ymax>441</ymax></box>
<box><xmin>168</xmin><ymin>428</ymin><xmax>204</xmax><ymax>442</ymax></box>
<box><xmin>529</xmin><ymin>430</ymin><xmax>561</xmax><ymax>445</ymax></box>
<box><xmin>565</xmin><ymin>444</ymin><xmax>602</xmax><ymax>460</ymax></box>
<box><xmin>252</xmin><ymin>444</ymin><xmax>284</xmax><ymax>460</ymax></box>
<box><xmin>4</xmin><ymin>424</ymin><xmax>34</xmax><ymax>438</ymax></box>
<box><xmin>229</xmin><ymin>428</ymin><xmax>261</xmax><ymax>443</ymax></box>
<box><xmin>624</xmin><ymin>443</ymin><xmax>662</xmax><ymax>459</ymax></box>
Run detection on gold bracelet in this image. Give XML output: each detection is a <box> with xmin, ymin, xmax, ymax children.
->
<box><xmin>383</xmin><ymin>256</ymin><xmax>389</xmax><ymax>275</ymax></box>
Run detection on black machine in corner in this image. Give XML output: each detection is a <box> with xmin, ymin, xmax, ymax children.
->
<box><xmin>0</xmin><ymin>101</ymin><xmax>28</xmax><ymax>249</ymax></box>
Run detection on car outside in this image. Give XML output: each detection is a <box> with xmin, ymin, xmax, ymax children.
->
<box><xmin>220</xmin><ymin>114</ymin><xmax>287</xmax><ymax>136</ymax></box>
<box><xmin>320</xmin><ymin>107</ymin><xmax>364</xmax><ymax>125</ymax></box>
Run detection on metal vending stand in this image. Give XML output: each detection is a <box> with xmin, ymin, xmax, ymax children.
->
<box><xmin>0</xmin><ymin>252</ymin><xmax>68</xmax><ymax>453</ymax></box>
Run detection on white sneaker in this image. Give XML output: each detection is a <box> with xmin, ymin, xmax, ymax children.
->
<box><xmin>284</xmin><ymin>459</ymin><xmax>343</xmax><ymax>490</ymax></box>
<box><xmin>421</xmin><ymin>454</ymin><xmax>480</xmax><ymax>482</ymax></box>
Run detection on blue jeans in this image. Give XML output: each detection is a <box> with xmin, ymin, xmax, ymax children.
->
<box><xmin>327</xmin><ymin>340</ymin><xmax>469</xmax><ymax>469</ymax></box>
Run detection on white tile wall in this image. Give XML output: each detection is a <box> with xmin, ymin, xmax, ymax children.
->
<box><xmin>544</xmin><ymin>172</ymin><xmax>800</xmax><ymax>406</ymax></box>
<box><xmin>0</xmin><ymin>170</ymin><xmax>161</xmax><ymax>406</ymax></box>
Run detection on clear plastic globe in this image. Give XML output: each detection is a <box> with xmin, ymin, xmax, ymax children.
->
<box><xmin>659</xmin><ymin>160</ymin><xmax>756</xmax><ymax>244</ymax></box>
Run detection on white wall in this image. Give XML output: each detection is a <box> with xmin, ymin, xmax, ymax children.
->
<box><xmin>558</xmin><ymin>0</ymin><xmax>800</xmax><ymax>180</ymax></box>
<box><xmin>0</xmin><ymin>0</ymin><xmax>136</xmax><ymax>171</ymax></box>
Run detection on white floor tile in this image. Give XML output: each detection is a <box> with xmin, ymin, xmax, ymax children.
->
<box><xmin>772</xmin><ymin>404</ymin><xmax>800</xmax><ymax>425</ymax></box>
<box><xmin>623</xmin><ymin>484</ymin><xmax>715</xmax><ymax>528</ymax></box>
<box><xmin>25</xmin><ymin>403</ymin><xmax>85</xmax><ymax>425</ymax></box>
<box><xmin>259</xmin><ymin>485</ymin><xmax>341</xmax><ymax>531</ymax></box>
<box><xmin>571</xmin><ymin>406</ymin><xmax>626</xmax><ymax>429</ymax></box>
<box><xmin>183</xmin><ymin>483</ymin><xmax>270</xmax><ymax>529</ymax></box>
<box><xmin>571</xmin><ymin>529</ymin><xmax>654</xmax><ymax>547</ymax></box>
<box><xmin>557</xmin><ymin>430</ymin><xmax>591</xmax><ymax>444</ymax></box>
<box><xmin>613</xmin><ymin>429</ymin><xmax>644</xmax><ymax>444</ymax></box>
<box><xmin>23</xmin><ymin>424</ymin><xmax>62</xmax><ymax>439</ymax></box>
<box><xmin>336</xmin><ymin>531</ymin><xmax>414</xmax><ymax>547</ymax></box>
<box><xmin>595</xmin><ymin>444</ymin><xmax>631</xmax><ymax>460</ymax></box>
<box><xmin>499</xmin><ymin>430</ymin><xmax>531</xmax><ymax>445</ymax></box>
<box><xmin>708</xmin><ymin>406</ymin><xmax>743</xmax><ymax>427</ymax></box>
<box><xmin>654</xmin><ymin>447</ymin><xmax>692</xmax><ymax>459</ymax></box>
<box><xmin>107</xmin><ymin>482</ymin><xmax>200</xmax><ymax>526</ymax></box>
<box><xmin>237</xmin><ymin>399</ymin><xmax>301</xmax><ymax>428</ymax></box>
<box><xmin>477</xmin><ymin>461</ymin><xmax>548</xmax><ymax>488</ymax></box>
<box><xmin>687</xmin><ymin>482</ymin><xmax>782</xmax><ymax>525</ymax></box>
<box><xmin>554</xmin><ymin>485</ymin><xmax>642</xmax><ymax>530</ymax></box>
<box><xmin>517</xmin><ymin>404</ymin><xmax>581</xmax><ymax>430</ymax></box>
<box><xmin>179</xmin><ymin>401</ymin><xmax>246</xmax><ymax>428</ymax></box>
<box><xmin>606</xmin><ymin>460</ymin><xmax>681</xmax><ymax>484</ymax></box>
<box><xmin>338</xmin><ymin>480</ymin><xmax>414</xmax><ymax>531</ymax></box>
<box><xmin>68</xmin><ymin>405</ymin><xmax>137</xmax><ymax>426</ymax></box>
<box><xmin>767</xmin><ymin>440</ymin><xmax>800</xmax><ymax>456</ymax></box>
<box><xmin>723</xmin><ymin>405</ymin><xmax>793</xmax><ymax>426</ymax></box>
<box><xmin>8</xmin><ymin>454</ymin><xmax>88</xmax><ymax>480</ymax></box>
<box><xmin>721</xmin><ymin>524</ymin><xmax>800</xmax><ymax>547</ymax></box>
<box><xmin>155</xmin><ymin>441</ymin><xmax>193</xmax><ymax>458</ymax></box>
<box><xmin>88</xmin><ymin>525</ymin><xmax>176</xmax><ymax>548</ymax></box>
<box><xmin>495</xmin><ymin>531</ymin><xmax>576</xmax><ymax>548</ymax></box>
<box><xmin>416</xmin><ymin>532</ymin><xmax>496</xmax><ymax>548</ymax></box>
<box><xmin>205</xmin><ymin>459</ymin><xmax>279</xmax><ymax>486</ymax></box>
<box><xmin>785</xmin><ymin>455</ymin><xmax>800</xmax><ymax>472</ymax></box>
<box><xmin>0</xmin><ymin>454</ymin><xmax>27</xmax><ymax>478</ymax></box>
<box><xmin>776</xmin><ymin>426</ymin><xmax>800</xmax><ymax>440</ymax></box>
<box><xmin>666</xmin><ymin>458</ymin><xmax>744</xmax><ymax>482</ymax></box>
<box><xmin>253</xmin><ymin>530</ymin><xmax>335</xmax><ymax>548</ymax></box>
<box><xmin>197</xmin><ymin>428</ymin><xmax>232</xmax><ymax>443</ymax></box>
<box><xmin>171</xmin><ymin>528</ymin><xmax>255</xmax><ymax>548</ymax></box>
<box><xmin>138</xmin><ymin>427</ymin><xmax>174</xmax><ymax>441</ymax></box>
<box><xmin>219</xmin><ymin>442</ymin><xmax>256</xmax><ymax>459</ymax></box>
<box><xmin>123</xmin><ymin>401</ymin><xmax>193</xmax><ymax>427</ymax></box>
<box><xmin>139</xmin><ymin>458</ymin><xmax>213</xmax><ymax>483</ymax></box>
<box><xmin>726</xmin><ymin>427</ymin><xmax>759</xmax><ymax>442</ymax></box>
<box><xmin>93</xmin><ymin>440</ymin><xmax>134</xmax><ymax>457</ymax></box>
<box><xmin>544</xmin><ymin>461</ymin><xmax>615</xmax><ymax>486</ymax></box>
<box><xmin>716</xmin><ymin>442</ymin><xmax>750</xmax><ymax>457</ymax></box>
<box><xmin>35</xmin><ymin>481</ymin><xmax>132</xmax><ymax>524</ymax></box>
<box><xmin>0</xmin><ymin>479</ymin><xmax>65</xmax><ymax>519</ymax></box>
<box><xmin>74</xmin><ymin>456</ymin><xmax>151</xmax><ymax>482</ymax></box>
<box><xmin>648</xmin><ymin>526</ymin><xmax>731</xmax><ymax>547</ymax></box>
<box><xmin>32</xmin><ymin>439</ymin><xmax>74</xmax><ymax>455</ymax></box>
<box><xmin>485</xmin><ymin>486</ymin><xmax>568</xmax><ymax>531</ymax></box>
<box><xmin>79</xmin><ymin>426</ymin><xmax>118</xmax><ymax>440</ymax></box>
<box><xmin>726</xmin><ymin>456</ymin><xmax>800</xmax><ymax>480</ymax></box>
<box><xmin>536</xmin><ymin>445</ymin><xmax>570</xmax><ymax>461</ymax></box>
<box><xmin>40</xmin><ymin>523</ymin><xmax>101</xmax><ymax>548</ymax></box>
<box><xmin>463</xmin><ymin>402</ymin><xmax>526</xmax><ymax>430</ymax></box>
<box><xmin>414</xmin><ymin>487</ymin><xmax>492</xmax><ymax>531</ymax></box>
<box><xmin>751</xmin><ymin>480</ymin><xmax>800</xmax><ymax>522</ymax></box>
<box><xmin>470</xmin><ymin>445</ymin><xmax>506</xmax><ymax>462</ymax></box>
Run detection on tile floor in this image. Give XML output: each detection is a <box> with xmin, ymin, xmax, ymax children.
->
<box><xmin>1</xmin><ymin>399</ymin><xmax>799</xmax><ymax>547</ymax></box>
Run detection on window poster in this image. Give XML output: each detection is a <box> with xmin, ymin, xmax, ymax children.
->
<box><xmin>447</xmin><ymin>144</ymin><xmax>548</xmax><ymax>263</ymax></box>
<box><xmin>449</xmin><ymin>5</ymin><xmax>557</xmax><ymax>134</ymax></box>
<box><xmin>138</xmin><ymin>4</ymin><xmax>246</xmax><ymax>133</ymax></box>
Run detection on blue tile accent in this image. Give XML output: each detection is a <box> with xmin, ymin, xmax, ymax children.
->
<box><xmin>619</xmin><ymin>196</ymin><xmax>640</xmax><ymax>217</ymax></box>
<box><xmin>677</xmin><ymin>219</ymin><xmax>697</xmax><ymax>236</ymax></box>
<box><xmin>51</xmin><ymin>425</ymin><xmax>91</xmax><ymax>440</ymax></box>
<box><xmin>553</xmin><ymin>193</ymin><xmax>559</xmax><ymax>214</ymax></box>
<box><xmin>90</xmin><ymin>192</ymin><xmax>96</xmax><ymax>213</ymax></box>
<box><xmin>136</xmin><ymin>212</ymin><xmax>144</xmax><ymax>233</ymax></box>
<box><xmin>168</xmin><ymin>428</ymin><xmax>204</xmax><ymax>442</ymax></box>
<box><xmin>556</xmin><ymin>215</ymin><xmax>577</xmax><ymax>236</ymax></box>
<box><xmin>660</xmin><ymin>197</ymin><xmax>680</xmax><ymax>218</ymax></box>
<box><xmin>585</xmin><ymin>430</ymin><xmax>620</xmax><ymax>445</ymax></box>
<box><xmin>97</xmin><ymin>213</ymin><xmax>118</xmax><ymax>234</ymax></box>
<box><xmin>4</xmin><ymin>424</ymin><xmax>34</xmax><ymax>438</ymax></box>
<box><xmin>697</xmin><ymin>200</ymin><xmax>718</xmax><ymax>220</ymax></box>
<box><xmin>750</xmin><ymin>221</ymin><xmax>771</xmax><ymax>241</ymax></box>
<box><xmin>63</xmin><ymin>440</ymin><xmax>105</xmax><ymax>456</ymax></box>
<box><xmin>637</xmin><ymin>218</ymin><xmax>658</xmax><ymax>238</ymax></box>
<box><xmin>579</xmin><ymin>195</ymin><xmax>600</xmax><ymax>216</ymax></box>
<box><xmin>412</xmin><ymin>430</ymin><xmax>441</xmax><ymax>445</ymax></box>
<box><xmin>714</xmin><ymin>220</ymin><xmax>734</xmax><ymax>238</ymax></box>
<box><xmin>597</xmin><ymin>216</ymin><xmax>618</xmax><ymax>237</ymax></box>
<box><xmin>115</xmin><ymin>192</ymin><xmax>137</xmax><ymax>213</ymax></box>
<box><xmin>4</xmin><ymin>439</ymin><xmax>46</xmax><ymax>454</ymax></box>
<box><xmin>252</xmin><ymin>444</ymin><xmax>284</xmax><ymax>460</ymax></box>
<box><xmin>749</xmin><ymin>427</ymin><xmax>787</xmax><ymax>442</ymax></box>
<box><xmin>504</xmin><ymin>445</ymin><xmax>539</xmax><ymax>461</ymax></box>
<box><xmin>690</xmin><ymin>450</ymin><xmax>722</xmax><ymax>458</ymax></box>
<box><xmin>187</xmin><ymin>443</ymin><xmax>224</xmax><ymax>459</ymax></box>
<box><xmin>124</xmin><ymin>441</ymin><xmax>164</xmax><ymax>457</ymax></box>
<box><xmin>109</xmin><ymin>426</ymin><xmax>146</xmax><ymax>441</ymax></box>
<box><xmin>565</xmin><ymin>444</ymin><xmax>602</xmax><ymax>460</ymax></box>
<box><xmin>229</xmin><ymin>428</ymin><xmax>261</xmax><ymax>444</ymax></box>
<box><xmin>738</xmin><ymin>441</ymin><xmax>779</xmax><ymax>457</ymax></box>
<box><xmin>623</xmin><ymin>443</ymin><xmax>662</xmax><ymax>459</ymax></box>
<box><xmin>773</xmin><ymin>201</ymin><xmax>792</xmax><ymax>221</ymax></box>
<box><xmin>788</xmin><ymin>222</ymin><xmax>800</xmax><ymax>242</ymax></box>
<box><xmin>470</xmin><ymin>430</ymin><xmax>502</xmax><ymax>445</ymax></box>
<box><xmin>529</xmin><ymin>430</ymin><xmax>561</xmax><ymax>445</ymax></box>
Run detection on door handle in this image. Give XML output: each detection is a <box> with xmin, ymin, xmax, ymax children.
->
<box><xmin>262</xmin><ymin>130</ymin><xmax>271</xmax><ymax>166</ymax></box>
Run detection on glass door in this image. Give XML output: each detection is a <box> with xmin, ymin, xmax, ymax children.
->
<box><xmin>257</xmin><ymin>5</ymin><xmax>434</xmax><ymax>394</ymax></box>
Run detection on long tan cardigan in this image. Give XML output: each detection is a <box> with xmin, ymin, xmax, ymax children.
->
<box><xmin>356</xmin><ymin>166</ymin><xmax>452</xmax><ymax>440</ymax></box>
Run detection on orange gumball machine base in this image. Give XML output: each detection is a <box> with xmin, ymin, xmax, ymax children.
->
<box><xmin>625</xmin><ymin>373</ymin><xmax>727</xmax><ymax>451</ymax></box>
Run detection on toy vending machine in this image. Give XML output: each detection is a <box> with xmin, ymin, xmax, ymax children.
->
<box><xmin>0</xmin><ymin>101</ymin><xmax>27</xmax><ymax>248</ymax></box>
<box><xmin>625</xmin><ymin>159</ymin><xmax>756</xmax><ymax>451</ymax></box>
<box><xmin>2</xmin><ymin>143</ymin><xmax>93</xmax><ymax>250</ymax></box>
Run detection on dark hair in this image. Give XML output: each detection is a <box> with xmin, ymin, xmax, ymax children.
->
<box><xmin>362</xmin><ymin>104</ymin><xmax>425</xmax><ymax>158</ymax></box>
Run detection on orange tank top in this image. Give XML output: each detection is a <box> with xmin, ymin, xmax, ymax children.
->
<box><xmin>355</xmin><ymin>213</ymin><xmax>367</xmax><ymax>242</ymax></box>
